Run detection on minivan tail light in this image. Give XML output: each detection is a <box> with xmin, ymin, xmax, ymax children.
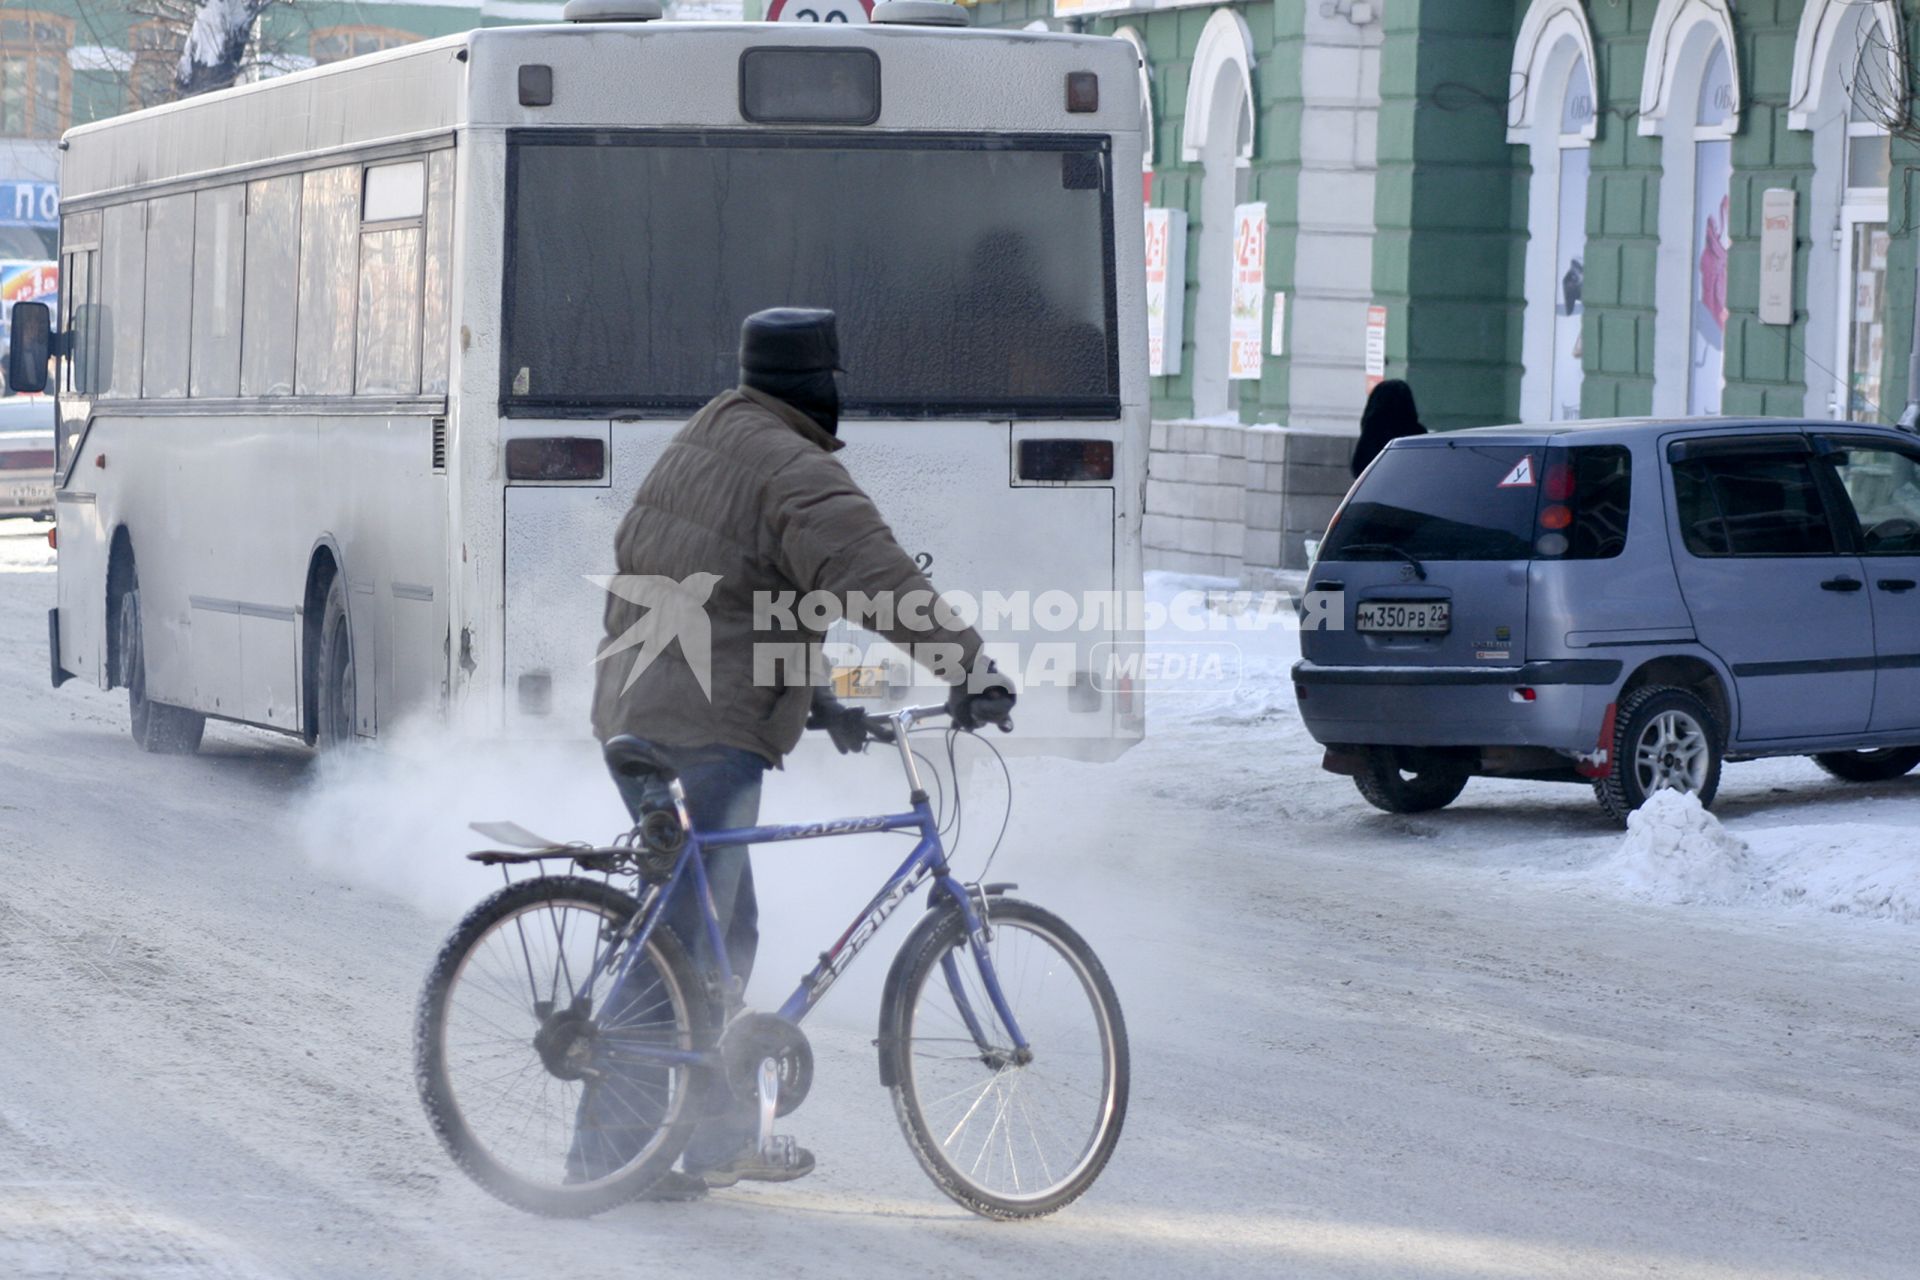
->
<box><xmin>506</xmin><ymin>436</ymin><xmax>604</xmax><ymax>481</ymax></box>
<box><xmin>1018</xmin><ymin>438</ymin><xmax>1114</xmax><ymax>482</ymax></box>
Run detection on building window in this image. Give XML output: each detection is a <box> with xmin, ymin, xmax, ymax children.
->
<box><xmin>1790</xmin><ymin>1</ymin><xmax>1900</xmax><ymax>419</ymax></box>
<box><xmin>310</xmin><ymin>28</ymin><xmax>416</xmax><ymax>66</ymax></box>
<box><xmin>1644</xmin><ymin>2</ymin><xmax>1739</xmax><ymax>420</ymax></box>
<box><xmin>1835</xmin><ymin>47</ymin><xmax>1891</xmax><ymax>423</ymax></box>
<box><xmin>1514</xmin><ymin>1</ymin><xmax>1599</xmax><ymax>423</ymax></box>
<box><xmin>1181</xmin><ymin>10</ymin><xmax>1256</xmax><ymax>419</ymax></box>
<box><xmin>1687</xmin><ymin>43</ymin><xmax>1733</xmax><ymax>416</ymax></box>
<box><xmin>0</xmin><ymin>14</ymin><xmax>72</xmax><ymax>139</ymax></box>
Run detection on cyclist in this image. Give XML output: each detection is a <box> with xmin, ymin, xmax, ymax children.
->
<box><xmin>580</xmin><ymin>307</ymin><xmax>1015</xmax><ymax>1198</ymax></box>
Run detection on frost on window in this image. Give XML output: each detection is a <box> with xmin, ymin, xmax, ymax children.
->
<box><xmin>421</xmin><ymin>149</ymin><xmax>454</xmax><ymax>396</ymax></box>
<box><xmin>242</xmin><ymin>175</ymin><xmax>300</xmax><ymax>397</ymax></box>
<box><xmin>297</xmin><ymin>165</ymin><xmax>360</xmax><ymax>397</ymax></box>
<box><xmin>100</xmin><ymin>202</ymin><xmax>147</xmax><ymax>400</ymax></box>
<box><xmin>142</xmin><ymin>193</ymin><xmax>194</xmax><ymax>399</ymax></box>
<box><xmin>356</xmin><ymin>227</ymin><xmax>422</xmax><ymax>396</ymax></box>
<box><xmin>191</xmin><ymin>185</ymin><xmax>244</xmax><ymax>398</ymax></box>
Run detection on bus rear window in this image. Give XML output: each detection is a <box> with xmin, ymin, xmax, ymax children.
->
<box><xmin>1320</xmin><ymin>444</ymin><xmax>1540</xmax><ymax>564</ymax></box>
<box><xmin>502</xmin><ymin>131</ymin><xmax>1118</xmax><ymax>419</ymax></box>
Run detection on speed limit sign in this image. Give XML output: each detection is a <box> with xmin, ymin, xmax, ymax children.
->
<box><xmin>766</xmin><ymin>0</ymin><xmax>872</xmax><ymax>20</ymax></box>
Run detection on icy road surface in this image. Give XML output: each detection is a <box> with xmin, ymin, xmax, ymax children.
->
<box><xmin>2</xmin><ymin>525</ymin><xmax>1917</xmax><ymax>1279</ymax></box>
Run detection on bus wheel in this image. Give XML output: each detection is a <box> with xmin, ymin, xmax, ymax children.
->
<box><xmin>316</xmin><ymin>576</ymin><xmax>359</xmax><ymax>748</ymax></box>
<box><xmin>118</xmin><ymin>586</ymin><xmax>205</xmax><ymax>754</ymax></box>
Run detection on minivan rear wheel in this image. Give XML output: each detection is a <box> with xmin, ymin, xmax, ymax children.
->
<box><xmin>1810</xmin><ymin>747</ymin><xmax>1920</xmax><ymax>783</ymax></box>
<box><xmin>1353</xmin><ymin>749</ymin><xmax>1471</xmax><ymax>814</ymax></box>
<box><xmin>1595</xmin><ymin>685</ymin><xmax>1723</xmax><ymax>825</ymax></box>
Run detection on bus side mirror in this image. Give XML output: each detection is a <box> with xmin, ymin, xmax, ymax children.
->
<box><xmin>8</xmin><ymin>301</ymin><xmax>52</xmax><ymax>395</ymax></box>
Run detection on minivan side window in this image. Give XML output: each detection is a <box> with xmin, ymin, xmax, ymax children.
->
<box><xmin>1671</xmin><ymin>451</ymin><xmax>1840</xmax><ymax>557</ymax></box>
<box><xmin>1818</xmin><ymin>440</ymin><xmax>1920</xmax><ymax>556</ymax></box>
<box><xmin>1540</xmin><ymin>445</ymin><xmax>1631</xmax><ymax>560</ymax></box>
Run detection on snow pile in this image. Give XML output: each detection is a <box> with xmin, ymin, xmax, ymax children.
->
<box><xmin>1601</xmin><ymin>788</ymin><xmax>1753</xmax><ymax>905</ymax></box>
<box><xmin>1583</xmin><ymin>788</ymin><xmax>1920</xmax><ymax>923</ymax></box>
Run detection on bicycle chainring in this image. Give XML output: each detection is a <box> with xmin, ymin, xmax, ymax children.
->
<box><xmin>717</xmin><ymin>1011</ymin><xmax>812</xmax><ymax>1118</ymax></box>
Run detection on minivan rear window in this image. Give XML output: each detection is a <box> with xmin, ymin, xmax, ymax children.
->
<box><xmin>1321</xmin><ymin>444</ymin><xmax>1538</xmax><ymax>563</ymax></box>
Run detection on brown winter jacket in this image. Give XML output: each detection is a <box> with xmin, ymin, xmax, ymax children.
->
<box><xmin>591</xmin><ymin>386</ymin><xmax>986</xmax><ymax>763</ymax></box>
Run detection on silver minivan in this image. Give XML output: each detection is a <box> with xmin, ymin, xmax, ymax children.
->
<box><xmin>1294</xmin><ymin>418</ymin><xmax>1920</xmax><ymax>823</ymax></box>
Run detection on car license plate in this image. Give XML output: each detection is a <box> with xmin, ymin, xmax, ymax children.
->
<box><xmin>1356</xmin><ymin>600</ymin><xmax>1450</xmax><ymax>634</ymax></box>
<box><xmin>831</xmin><ymin>665</ymin><xmax>887</xmax><ymax>699</ymax></box>
<box><xmin>5</xmin><ymin>480</ymin><xmax>52</xmax><ymax>505</ymax></box>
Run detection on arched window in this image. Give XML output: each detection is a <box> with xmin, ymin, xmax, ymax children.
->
<box><xmin>1182</xmin><ymin>10</ymin><xmax>1255</xmax><ymax>418</ymax></box>
<box><xmin>310</xmin><ymin>28</ymin><xmax>417</xmax><ymax>66</ymax></box>
<box><xmin>1643</xmin><ymin>2</ymin><xmax>1738</xmax><ymax>417</ymax></box>
<box><xmin>1513</xmin><ymin>0</ymin><xmax>1598</xmax><ymax>422</ymax></box>
<box><xmin>1790</xmin><ymin>0</ymin><xmax>1899</xmax><ymax>419</ymax></box>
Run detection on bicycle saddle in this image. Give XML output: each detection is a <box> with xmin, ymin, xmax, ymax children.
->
<box><xmin>602</xmin><ymin>734</ymin><xmax>679</xmax><ymax>782</ymax></box>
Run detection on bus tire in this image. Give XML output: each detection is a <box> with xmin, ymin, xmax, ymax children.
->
<box><xmin>316</xmin><ymin>576</ymin><xmax>359</xmax><ymax>747</ymax></box>
<box><xmin>118</xmin><ymin>586</ymin><xmax>205</xmax><ymax>754</ymax></box>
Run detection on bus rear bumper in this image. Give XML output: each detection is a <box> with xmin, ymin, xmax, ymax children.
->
<box><xmin>49</xmin><ymin>607</ymin><xmax>72</xmax><ymax>689</ymax></box>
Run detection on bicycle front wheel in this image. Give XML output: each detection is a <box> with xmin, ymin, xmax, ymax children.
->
<box><xmin>885</xmin><ymin>897</ymin><xmax>1128</xmax><ymax>1219</ymax></box>
<box><xmin>414</xmin><ymin>876</ymin><xmax>710</xmax><ymax>1217</ymax></box>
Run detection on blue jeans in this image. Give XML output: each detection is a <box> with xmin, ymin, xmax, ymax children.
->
<box><xmin>568</xmin><ymin>744</ymin><xmax>768</xmax><ymax>1180</ymax></box>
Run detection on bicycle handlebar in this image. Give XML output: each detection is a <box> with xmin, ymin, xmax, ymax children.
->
<box><xmin>859</xmin><ymin>699</ymin><xmax>1014</xmax><ymax>742</ymax></box>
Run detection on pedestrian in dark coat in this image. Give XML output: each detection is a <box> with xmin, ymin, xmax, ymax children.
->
<box><xmin>1351</xmin><ymin>379</ymin><xmax>1427</xmax><ymax>477</ymax></box>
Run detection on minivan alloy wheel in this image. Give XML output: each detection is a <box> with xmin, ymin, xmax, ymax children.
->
<box><xmin>1634</xmin><ymin>710</ymin><xmax>1710</xmax><ymax>796</ymax></box>
<box><xmin>1594</xmin><ymin>685</ymin><xmax>1725</xmax><ymax>825</ymax></box>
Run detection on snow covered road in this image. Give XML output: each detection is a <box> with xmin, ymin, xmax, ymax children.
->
<box><xmin>2</xmin><ymin>529</ymin><xmax>1917</xmax><ymax>1279</ymax></box>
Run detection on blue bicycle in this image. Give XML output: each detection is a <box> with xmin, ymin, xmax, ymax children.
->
<box><xmin>414</xmin><ymin>704</ymin><xmax>1128</xmax><ymax>1220</ymax></box>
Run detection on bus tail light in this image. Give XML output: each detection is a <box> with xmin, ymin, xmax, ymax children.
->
<box><xmin>1017</xmin><ymin>439</ymin><xmax>1113</xmax><ymax>482</ymax></box>
<box><xmin>1065</xmin><ymin>71</ymin><xmax>1099</xmax><ymax>113</ymax></box>
<box><xmin>506</xmin><ymin>436</ymin><xmax>604</xmax><ymax>482</ymax></box>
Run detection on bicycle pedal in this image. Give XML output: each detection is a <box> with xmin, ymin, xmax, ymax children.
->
<box><xmin>757</xmin><ymin>1133</ymin><xmax>799</xmax><ymax>1168</ymax></box>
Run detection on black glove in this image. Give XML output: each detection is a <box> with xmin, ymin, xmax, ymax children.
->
<box><xmin>947</xmin><ymin>666</ymin><xmax>1017</xmax><ymax>732</ymax></box>
<box><xmin>807</xmin><ymin>688</ymin><xmax>872</xmax><ymax>754</ymax></box>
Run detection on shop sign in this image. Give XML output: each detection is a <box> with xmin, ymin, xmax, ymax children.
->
<box><xmin>1364</xmin><ymin>304</ymin><xmax>1387</xmax><ymax>390</ymax></box>
<box><xmin>1228</xmin><ymin>202</ymin><xmax>1265</xmax><ymax>380</ymax></box>
<box><xmin>1759</xmin><ymin>188</ymin><xmax>1795</xmax><ymax>326</ymax></box>
<box><xmin>0</xmin><ymin>181</ymin><xmax>57</xmax><ymax>230</ymax></box>
<box><xmin>1144</xmin><ymin>207</ymin><xmax>1185</xmax><ymax>377</ymax></box>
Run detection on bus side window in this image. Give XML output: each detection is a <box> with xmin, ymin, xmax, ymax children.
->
<box><xmin>421</xmin><ymin>149</ymin><xmax>453</xmax><ymax>396</ymax></box>
<box><xmin>356</xmin><ymin>159</ymin><xmax>425</xmax><ymax>396</ymax></box>
<box><xmin>100</xmin><ymin>201</ymin><xmax>147</xmax><ymax>399</ymax></box>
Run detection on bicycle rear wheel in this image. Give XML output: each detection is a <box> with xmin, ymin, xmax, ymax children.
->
<box><xmin>884</xmin><ymin>897</ymin><xmax>1128</xmax><ymax>1219</ymax></box>
<box><xmin>414</xmin><ymin>876</ymin><xmax>710</xmax><ymax>1216</ymax></box>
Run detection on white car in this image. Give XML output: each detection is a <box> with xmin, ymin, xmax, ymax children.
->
<box><xmin>0</xmin><ymin>397</ymin><xmax>55</xmax><ymax>520</ymax></box>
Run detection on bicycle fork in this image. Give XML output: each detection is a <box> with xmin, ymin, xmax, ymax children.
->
<box><xmin>939</xmin><ymin>890</ymin><xmax>1033</xmax><ymax>1070</ymax></box>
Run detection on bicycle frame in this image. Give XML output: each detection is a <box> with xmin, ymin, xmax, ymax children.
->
<box><xmin>582</xmin><ymin>707</ymin><xmax>1030</xmax><ymax>1068</ymax></box>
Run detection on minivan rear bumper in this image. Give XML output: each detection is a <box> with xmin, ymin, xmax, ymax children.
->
<box><xmin>1291</xmin><ymin>659</ymin><xmax>1620</xmax><ymax>751</ymax></box>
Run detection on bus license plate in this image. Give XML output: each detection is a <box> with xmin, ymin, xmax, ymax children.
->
<box><xmin>1356</xmin><ymin>600</ymin><xmax>1450</xmax><ymax>634</ymax></box>
<box><xmin>832</xmin><ymin>665</ymin><xmax>887</xmax><ymax>699</ymax></box>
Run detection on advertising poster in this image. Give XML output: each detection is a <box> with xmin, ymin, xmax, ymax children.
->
<box><xmin>0</xmin><ymin>261</ymin><xmax>58</xmax><ymax>384</ymax></box>
<box><xmin>1687</xmin><ymin>140</ymin><xmax>1732</xmax><ymax>416</ymax></box>
<box><xmin>1143</xmin><ymin>208</ymin><xmax>1185</xmax><ymax>377</ymax></box>
<box><xmin>1228</xmin><ymin>202</ymin><xmax>1266</xmax><ymax>381</ymax></box>
<box><xmin>1364</xmin><ymin>305</ymin><xmax>1387</xmax><ymax>391</ymax></box>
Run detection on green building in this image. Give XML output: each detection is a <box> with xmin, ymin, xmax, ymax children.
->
<box><xmin>963</xmin><ymin>0</ymin><xmax>1918</xmax><ymax>570</ymax></box>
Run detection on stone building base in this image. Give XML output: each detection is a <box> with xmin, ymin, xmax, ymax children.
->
<box><xmin>1144</xmin><ymin>420</ymin><xmax>1354</xmax><ymax>580</ymax></box>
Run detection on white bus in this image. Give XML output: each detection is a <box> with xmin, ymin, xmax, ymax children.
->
<box><xmin>17</xmin><ymin>3</ymin><xmax>1147</xmax><ymax>759</ymax></box>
